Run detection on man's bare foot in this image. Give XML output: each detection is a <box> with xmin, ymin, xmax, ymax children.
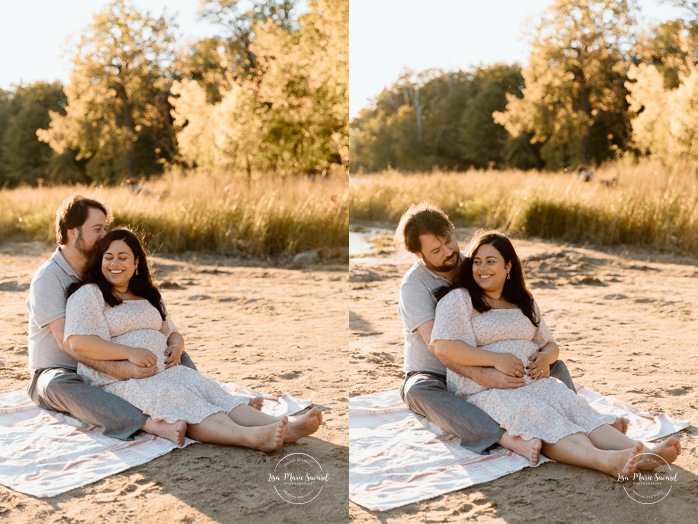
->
<box><xmin>639</xmin><ymin>437</ymin><xmax>681</xmax><ymax>470</ymax></box>
<box><xmin>498</xmin><ymin>433</ymin><xmax>542</xmax><ymax>465</ymax></box>
<box><xmin>142</xmin><ymin>418</ymin><xmax>187</xmax><ymax>447</ymax></box>
<box><xmin>245</xmin><ymin>417</ymin><xmax>288</xmax><ymax>452</ymax></box>
<box><xmin>248</xmin><ymin>397</ymin><xmax>264</xmax><ymax>411</ymax></box>
<box><xmin>606</xmin><ymin>442</ymin><xmax>643</xmax><ymax>477</ymax></box>
<box><xmin>611</xmin><ymin>417</ymin><xmax>630</xmax><ymax>435</ymax></box>
<box><xmin>285</xmin><ymin>407</ymin><xmax>323</xmax><ymax>443</ymax></box>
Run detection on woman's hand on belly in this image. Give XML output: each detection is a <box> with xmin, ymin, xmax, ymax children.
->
<box><xmin>493</xmin><ymin>353</ymin><xmax>526</xmax><ymax>377</ymax></box>
<box><xmin>127</xmin><ymin>347</ymin><xmax>158</xmax><ymax>367</ymax></box>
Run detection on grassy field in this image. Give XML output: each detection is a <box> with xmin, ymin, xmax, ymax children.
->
<box><xmin>0</xmin><ymin>169</ymin><xmax>348</xmax><ymax>258</ymax></box>
<box><xmin>350</xmin><ymin>160</ymin><xmax>698</xmax><ymax>253</ymax></box>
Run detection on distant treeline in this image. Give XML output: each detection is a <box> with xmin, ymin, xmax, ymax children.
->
<box><xmin>350</xmin><ymin>0</ymin><xmax>698</xmax><ymax>173</ymax></box>
<box><xmin>0</xmin><ymin>0</ymin><xmax>348</xmax><ymax>188</ymax></box>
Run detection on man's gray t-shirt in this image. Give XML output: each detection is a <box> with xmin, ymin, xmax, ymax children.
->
<box><xmin>26</xmin><ymin>247</ymin><xmax>80</xmax><ymax>373</ymax></box>
<box><xmin>398</xmin><ymin>261</ymin><xmax>453</xmax><ymax>375</ymax></box>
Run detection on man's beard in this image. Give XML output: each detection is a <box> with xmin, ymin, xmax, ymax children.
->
<box><xmin>422</xmin><ymin>252</ymin><xmax>459</xmax><ymax>274</ymax></box>
<box><xmin>75</xmin><ymin>229</ymin><xmax>95</xmax><ymax>259</ymax></box>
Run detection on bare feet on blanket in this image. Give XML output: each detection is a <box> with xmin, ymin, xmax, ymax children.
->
<box><xmin>248</xmin><ymin>397</ymin><xmax>264</xmax><ymax>411</ymax></box>
<box><xmin>606</xmin><ymin>442</ymin><xmax>643</xmax><ymax>477</ymax></box>
<box><xmin>143</xmin><ymin>418</ymin><xmax>187</xmax><ymax>447</ymax></box>
<box><xmin>611</xmin><ymin>417</ymin><xmax>630</xmax><ymax>434</ymax></box>
<box><xmin>285</xmin><ymin>407</ymin><xmax>323</xmax><ymax>443</ymax></box>
<box><xmin>638</xmin><ymin>437</ymin><xmax>682</xmax><ymax>470</ymax></box>
<box><xmin>244</xmin><ymin>417</ymin><xmax>288</xmax><ymax>452</ymax></box>
<box><xmin>499</xmin><ymin>433</ymin><xmax>542</xmax><ymax>465</ymax></box>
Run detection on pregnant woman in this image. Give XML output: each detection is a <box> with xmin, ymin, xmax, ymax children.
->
<box><xmin>431</xmin><ymin>230</ymin><xmax>681</xmax><ymax>476</ymax></box>
<box><xmin>64</xmin><ymin>228</ymin><xmax>322</xmax><ymax>450</ymax></box>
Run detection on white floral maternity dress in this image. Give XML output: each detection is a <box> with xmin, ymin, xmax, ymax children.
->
<box><xmin>64</xmin><ymin>284</ymin><xmax>247</xmax><ymax>423</ymax></box>
<box><xmin>432</xmin><ymin>289</ymin><xmax>615</xmax><ymax>443</ymax></box>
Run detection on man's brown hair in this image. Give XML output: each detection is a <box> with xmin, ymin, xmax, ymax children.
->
<box><xmin>55</xmin><ymin>195</ymin><xmax>109</xmax><ymax>245</ymax></box>
<box><xmin>394</xmin><ymin>202</ymin><xmax>454</xmax><ymax>254</ymax></box>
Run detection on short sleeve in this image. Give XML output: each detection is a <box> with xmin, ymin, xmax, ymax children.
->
<box><xmin>532</xmin><ymin>301</ymin><xmax>556</xmax><ymax>348</ymax></box>
<box><xmin>27</xmin><ymin>271</ymin><xmax>68</xmax><ymax>328</ymax></box>
<box><xmin>399</xmin><ymin>279</ymin><xmax>438</xmax><ymax>333</ymax></box>
<box><xmin>160</xmin><ymin>314</ymin><xmax>179</xmax><ymax>338</ymax></box>
<box><xmin>64</xmin><ymin>285</ymin><xmax>110</xmax><ymax>342</ymax></box>
<box><xmin>431</xmin><ymin>289</ymin><xmax>477</xmax><ymax>345</ymax></box>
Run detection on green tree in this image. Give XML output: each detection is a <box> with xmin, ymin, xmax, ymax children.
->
<box><xmin>494</xmin><ymin>0</ymin><xmax>638</xmax><ymax>169</ymax></box>
<box><xmin>0</xmin><ymin>82</ymin><xmax>80</xmax><ymax>187</ymax></box>
<box><xmin>38</xmin><ymin>0</ymin><xmax>177</xmax><ymax>183</ymax></box>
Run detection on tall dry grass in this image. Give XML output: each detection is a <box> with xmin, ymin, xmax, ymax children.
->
<box><xmin>350</xmin><ymin>160</ymin><xmax>698</xmax><ymax>252</ymax></box>
<box><xmin>0</xmin><ymin>168</ymin><xmax>348</xmax><ymax>258</ymax></box>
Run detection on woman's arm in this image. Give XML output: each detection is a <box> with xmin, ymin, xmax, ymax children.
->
<box><xmin>67</xmin><ymin>334</ymin><xmax>157</xmax><ymax>367</ymax></box>
<box><xmin>432</xmin><ymin>339</ymin><xmax>526</xmax><ymax>377</ymax></box>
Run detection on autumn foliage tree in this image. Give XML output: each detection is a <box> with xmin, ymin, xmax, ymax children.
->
<box><xmin>171</xmin><ymin>0</ymin><xmax>348</xmax><ymax>177</ymax></box>
<box><xmin>38</xmin><ymin>0</ymin><xmax>177</xmax><ymax>183</ymax></box>
<box><xmin>493</xmin><ymin>0</ymin><xmax>638</xmax><ymax>169</ymax></box>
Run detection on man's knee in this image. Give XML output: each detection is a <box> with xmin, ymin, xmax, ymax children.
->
<box><xmin>551</xmin><ymin>360</ymin><xmax>575</xmax><ymax>392</ymax></box>
<box><xmin>403</xmin><ymin>377</ymin><xmax>447</xmax><ymax>411</ymax></box>
<box><xmin>40</xmin><ymin>370</ymin><xmax>85</xmax><ymax>406</ymax></box>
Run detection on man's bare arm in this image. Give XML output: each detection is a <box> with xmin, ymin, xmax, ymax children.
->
<box><xmin>47</xmin><ymin>318</ymin><xmax>157</xmax><ymax>380</ymax></box>
<box><xmin>415</xmin><ymin>321</ymin><xmax>525</xmax><ymax>389</ymax></box>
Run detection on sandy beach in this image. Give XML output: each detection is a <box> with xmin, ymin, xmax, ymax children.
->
<box><xmin>0</xmin><ymin>241</ymin><xmax>349</xmax><ymax>523</ymax></box>
<box><xmin>350</xmin><ymin>225</ymin><xmax>697</xmax><ymax>523</ymax></box>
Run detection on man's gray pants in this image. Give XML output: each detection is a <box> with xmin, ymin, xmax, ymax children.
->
<box><xmin>27</xmin><ymin>353</ymin><xmax>197</xmax><ymax>441</ymax></box>
<box><xmin>400</xmin><ymin>360</ymin><xmax>575</xmax><ymax>454</ymax></box>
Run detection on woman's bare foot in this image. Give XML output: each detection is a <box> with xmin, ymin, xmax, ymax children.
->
<box><xmin>639</xmin><ymin>437</ymin><xmax>681</xmax><ymax>470</ymax></box>
<box><xmin>244</xmin><ymin>417</ymin><xmax>288</xmax><ymax>452</ymax></box>
<box><xmin>611</xmin><ymin>417</ymin><xmax>630</xmax><ymax>434</ymax></box>
<box><xmin>605</xmin><ymin>442</ymin><xmax>643</xmax><ymax>477</ymax></box>
<box><xmin>498</xmin><ymin>433</ymin><xmax>542</xmax><ymax>465</ymax></box>
<box><xmin>142</xmin><ymin>418</ymin><xmax>187</xmax><ymax>447</ymax></box>
<box><xmin>285</xmin><ymin>407</ymin><xmax>323</xmax><ymax>443</ymax></box>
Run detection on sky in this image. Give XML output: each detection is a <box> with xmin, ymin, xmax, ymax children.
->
<box><xmin>349</xmin><ymin>0</ymin><xmax>687</xmax><ymax>119</ymax></box>
<box><xmin>0</xmin><ymin>1</ymin><xmax>687</xmax><ymax>118</ymax></box>
<box><xmin>0</xmin><ymin>0</ymin><xmax>219</xmax><ymax>91</ymax></box>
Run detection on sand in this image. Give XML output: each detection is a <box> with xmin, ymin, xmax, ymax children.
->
<box><xmin>350</xmin><ymin>225</ymin><xmax>698</xmax><ymax>523</ymax></box>
<box><xmin>0</xmin><ymin>241</ymin><xmax>349</xmax><ymax>523</ymax></box>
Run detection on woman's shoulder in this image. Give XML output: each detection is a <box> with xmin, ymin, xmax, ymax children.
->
<box><xmin>69</xmin><ymin>283</ymin><xmax>104</xmax><ymax>303</ymax></box>
<box><xmin>438</xmin><ymin>287</ymin><xmax>473</xmax><ymax>308</ymax></box>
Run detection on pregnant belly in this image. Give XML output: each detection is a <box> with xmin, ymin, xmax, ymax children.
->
<box><xmin>113</xmin><ymin>329</ymin><xmax>168</xmax><ymax>373</ymax></box>
<box><xmin>480</xmin><ymin>340</ymin><xmax>539</xmax><ymax>364</ymax></box>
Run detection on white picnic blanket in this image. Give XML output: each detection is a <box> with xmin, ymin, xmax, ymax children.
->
<box><xmin>349</xmin><ymin>384</ymin><xmax>690</xmax><ymax>512</ymax></box>
<box><xmin>0</xmin><ymin>384</ymin><xmax>311</xmax><ymax>498</ymax></box>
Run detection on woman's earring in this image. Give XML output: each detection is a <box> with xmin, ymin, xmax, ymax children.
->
<box><xmin>135</xmin><ymin>268</ymin><xmax>139</xmax><ymax>276</ymax></box>
<box><xmin>506</xmin><ymin>272</ymin><xmax>510</xmax><ymax>280</ymax></box>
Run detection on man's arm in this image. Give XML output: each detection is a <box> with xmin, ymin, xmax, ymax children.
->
<box><xmin>47</xmin><ymin>318</ymin><xmax>157</xmax><ymax>380</ymax></box>
<box><xmin>416</xmin><ymin>321</ymin><xmax>526</xmax><ymax>390</ymax></box>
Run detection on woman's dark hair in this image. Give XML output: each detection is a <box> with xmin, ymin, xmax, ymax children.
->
<box><xmin>66</xmin><ymin>228</ymin><xmax>166</xmax><ymax>320</ymax></box>
<box><xmin>435</xmin><ymin>229</ymin><xmax>539</xmax><ymax>326</ymax></box>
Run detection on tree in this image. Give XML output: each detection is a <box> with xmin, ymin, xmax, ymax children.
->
<box><xmin>0</xmin><ymin>82</ymin><xmax>79</xmax><ymax>187</ymax></box>
<box><xmin>199</xmin><ymin>0</ymin><xmax>298</xmax><ymax>79</ymax></box>
<box><xmin>494</xmin><ymin>0</ymin><xmax>638</xmax><ymax>169</ymax></box>
<box><xmin>627</xmin><ymin>62</ymin><xmax>698</xmax><ymax>162</ymax></box>
<box><xmin>172</xmin><ymin>0</ymin><xmax>348</xmax><ymax>176</ymax></box>
<box><xmin>38</xmin><ymin>0</ymin><xmax>177</xmax><ymax>183</ymax></box>
<box><xmin>349</xmin><ymin>65</ymin><xmax>532</xmax><ymax>173</ymax></box>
